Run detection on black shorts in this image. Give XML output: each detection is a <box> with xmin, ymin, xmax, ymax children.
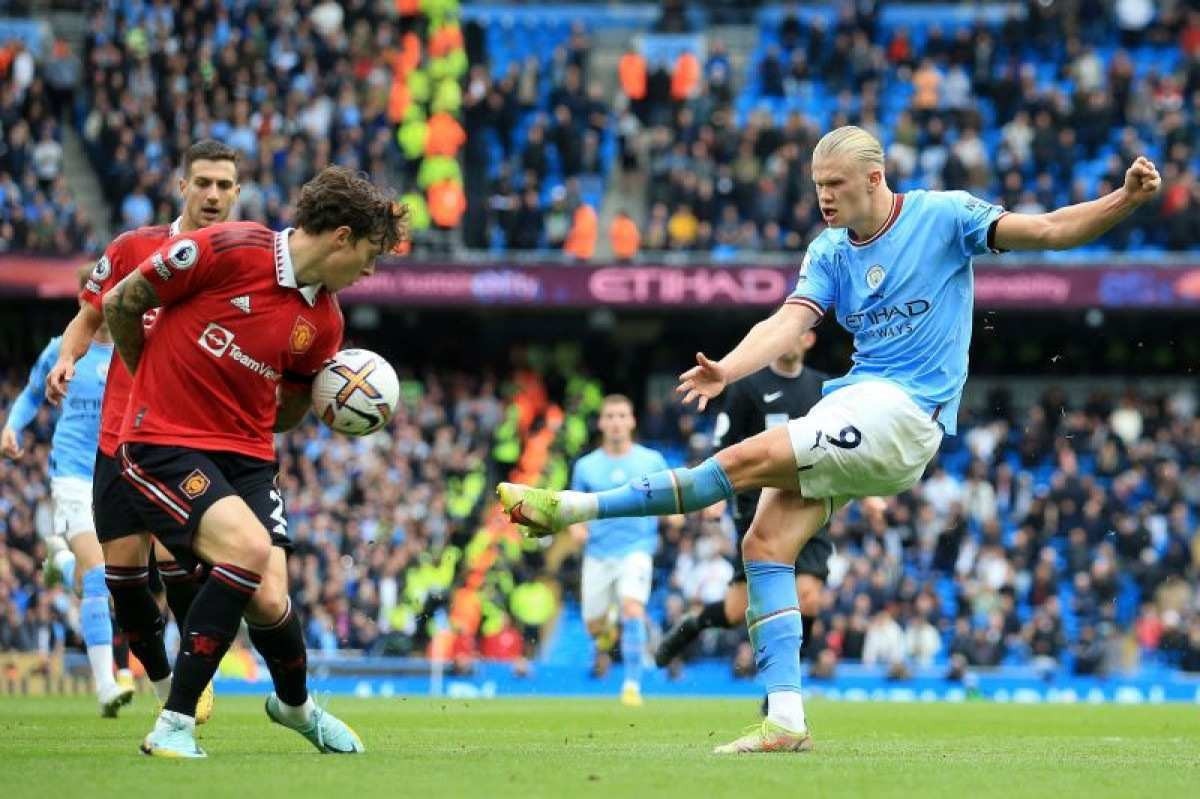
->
<box><xmin>114</xmin><ymin>442</ymin><xmax>291</xmax><ymax>564</ymax></box>
<box><xmin>94</xmin><ymin>450</ymin><xmax>146</xmax><ymax>543</ymax></box>
<box><xmin>730</xmin><ymin>525</ymin><xmax>834</xmax><ymax>584</ymax></box>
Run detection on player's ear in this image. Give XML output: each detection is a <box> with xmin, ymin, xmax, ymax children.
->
<box><xmin>331</xmin><ymin>225</ymin><xmax>353</xmax><ymax>248</ymax></box>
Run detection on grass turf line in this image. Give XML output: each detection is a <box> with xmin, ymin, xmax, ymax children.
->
<box><xmin>0</xmin><ymin>696</ymin><xmax>1197</xmax><ymax>798</ymax></box>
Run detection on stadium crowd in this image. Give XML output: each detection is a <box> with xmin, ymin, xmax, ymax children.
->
<box><xmin>3</xmin><ymin>339</ymin><xmax>1200</xmax><ymax>678</ymax></box>
<box><xmin>5</xmin><ymin>2</ymin><xmax>1200</xmax><ymax>257</ymax></box>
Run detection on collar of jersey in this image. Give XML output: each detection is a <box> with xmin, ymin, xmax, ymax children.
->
<box><xmin>274</xmin><ymin>227</ymin><xmax>321</xmax><ymax>307</ymax></box>
<box><xmin>169</xmin><ymin>216</ymin><xmax>182</xmax><ymax>236</ymax></box>
<box><xmin>848</xmin><ymin>193</ymin><xmax>905</xmax><ymax>247</ymax></box>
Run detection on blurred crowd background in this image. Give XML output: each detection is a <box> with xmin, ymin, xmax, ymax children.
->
<box><xmin>2</xmin><ymin>0</ymin><xmax>1199</xmax><ymax>257</ymax></box>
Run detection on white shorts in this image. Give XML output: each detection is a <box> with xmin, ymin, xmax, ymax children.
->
<box><xmin>581</xmin><ymin>551</ymin><xmax>653</xmax><ymax>622</ymax></box>
<box><xmin>786</xmin><ymin>380</ymin><xmax>943</xmax><ymax>509</ymax></box>
<box><xmin>50</xmin><ymin>476</ymin><xmax>95</xmax><ymax>540</ymax></box>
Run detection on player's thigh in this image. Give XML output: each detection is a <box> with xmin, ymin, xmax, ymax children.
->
<box><xmin>786</xmin><ymin>382</ymin><xmax>942</xmax><ymax>501</ymax></box>
<box><xmin>93</xmin><ymin>451</ymin><xmax>153</xmax><ymax>546</ymax></box>
<box><xmin>741</xmin><ymin>487</ymin><xmax>830</xmax><ymax>564</ymax></box>
<box><xmin>193</xmin><ymin>496</ymin><xmax>272</xmax><ymax>573</ymax></box>
<box><xmin>581</xmin><ymin>556</ymin><xmax>619</xmax><ymax>624</ymax></box>
<box><xmin>615</xmin><ymin>552</ymin><xmax>653</xmax><ymax>617</ymax></box>
<box><xmin>244</xmin><ymin>546</ymin><xmax>290</xmax><ymax>626</ymax></box>
<box><xmin>723</xmin><ymin>581</ymin><xmax>748</xmax><ymax>624</ymax></box>
<box><xmin>714</xmin><ymin>425</ymin><xmax>803</xmax><ymax>492</ymax></box>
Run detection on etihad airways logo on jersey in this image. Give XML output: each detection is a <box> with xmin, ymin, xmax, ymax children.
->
<box><xmin>197</xmin><ymin>323</ymin><xmax>281</xmax><ymax>382</ymax></box>
<box><xmin>845</xmin><ymin>299</ymin><xmax>931</xmax><ymax>338</ymax></box>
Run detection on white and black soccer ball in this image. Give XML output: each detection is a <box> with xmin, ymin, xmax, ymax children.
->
<box><xmin>312</xmin><ymin>348</ymin><xmax>400</xmax><ymax>436</ymax></box>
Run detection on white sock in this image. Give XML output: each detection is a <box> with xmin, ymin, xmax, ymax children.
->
<box><xmin>157</xmin><ymin>709</ymin><xmax>195</xmax><ymax>731</ymax></box>
<box><xmin>622</xmin><ymin>680</ymin><xmax>639</xmax><ymax>692</ymax></box>
<box><xmin>274</xmin><ymin>694</ymin><xmax>315</xmax><ymax>725</ymax></box>
<box><xmin>561</xmin><ymin>490</ymin><xmax>599</xmax><ymax>523</ymax></box>
<box><xmin>117</xmin><ymin>668</ymin><xmax>133</xmax><ymax>681</ymax></box>
<box><xmin>152</xmin><ymin>675</ymin><xmax>173</xmax><ymax>703</ymax></box>
<box><xmin>87</xmin><ymin>645</ymin><xmax>117</xmax><ymax>693</ymax></box>
<box><xmin>766</xmin><ymin>690</ymin><xmax>806</xmax><ymax>733</ymax></box>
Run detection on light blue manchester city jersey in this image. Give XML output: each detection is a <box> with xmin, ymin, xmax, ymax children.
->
<box><xmin>6</xmin><ymin>337</ymin><xmax>110</xmax><ymax>479</ymax></box>
<box><xmin>571</xmin><ymin>444</ymin><xmax>669</xmax><ymax>557</ymax></box>
<box><xmin>788</xmin><ymin>190</ymin><xmax>1005</xmax><ymax>435</ymax></box>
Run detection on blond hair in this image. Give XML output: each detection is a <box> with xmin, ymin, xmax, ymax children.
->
<box><xmin>812</xmin><ymin>126</ymin><xmax>885</xmax><ymax>169</ymax></box>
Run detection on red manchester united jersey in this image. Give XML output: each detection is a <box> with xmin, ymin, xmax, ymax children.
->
<box><xmin>81</xmin><ymin>218</ymin><xmax>180</xmax><ymax>456</ymax></box>
<box><xmin>118</xmin><ymin>221</ymin><xmax>343</xmax><ymax>461</ymax></box>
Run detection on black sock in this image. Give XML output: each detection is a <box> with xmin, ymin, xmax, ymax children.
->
<box><xmin>165</xmin><ymin>563</ymin><xmax>260</xmax><ymax>717</ymax></box>
<box><xmin>111</xmin><ymin>624</ymin><xmax>130</xmax><ymax>671</ymax></box>
<box><xmin>697</xmin><ymin>600</ymin><xmax>731</xmax><ymax>630</ymax></box>
<box><xmin>157</xmin><ymin>559</ymin><xmax>201</xmax><ymax>627</ymax></box>
<box><xmin>105</xmin><ymin>566</ymin><xmax>171</xmax><ymax>681</ymax></box>
<box><xmin>247</xmin><ymin>598</ymin><xmax>309</xmax><ymax>706</ymax></box>
<box><xmin>800</xmin><ymin>614</ymin><xmax>815</xmax><ymax>660</ymax></box>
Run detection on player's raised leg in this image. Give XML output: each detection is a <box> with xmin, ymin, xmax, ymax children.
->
<box><xmin>713</xmin><ymin>488</ymin><xmax>824</xmax><ymax>754</ymax></box>
<box><xmin>499</xmin><ymin>424</ymin><xmax>799</xmax><ymax>534</ymax></box>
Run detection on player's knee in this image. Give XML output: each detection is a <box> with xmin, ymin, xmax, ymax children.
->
<box><xmin>716</xmin><ymin>441</ymin><xmax>762</xmax><ymax>488</ymax></box>
<box><xmin>741</xmin><ymin>528</ymin><xmax>780</xmax><ymax>563</ymax></box>
<box><xmin>620</xmin><ymin>599</ymin><xmax>645</xmax><ymax>620</ymax></box>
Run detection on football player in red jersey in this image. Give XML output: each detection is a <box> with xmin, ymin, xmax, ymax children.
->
<box><xmin>44</xmin><ymin>140</ymin><xmax>241</xmax><ymax>720</ymax></box>
<box><xmin>100</xmin><ymin>166</ymin><xmax>410</xmax><ymax>759</ymax></box>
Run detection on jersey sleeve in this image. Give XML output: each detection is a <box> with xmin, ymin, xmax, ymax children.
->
<box><xmin>137</xmin><ymin>230</ymin><xmax>223</xmax><ymax>306</ymax></box>
<box><xmin>5</xmin><ymin>338</ymin><xmax>59</xmax><ymax>432</ymax></box>
<box><xmin>786</xmin><ymin>242</ymin><xmax>836</xmax><ymax>316</ymax></box>
<box><xmin>80</xmin><ymin>242</ymin><xmax>124</xmax><ymax>312</ymax></box>
<box><xmin>946</xmin><ymin>191</ymin><xmax>1007</xmax><ymax>257</ymax></box>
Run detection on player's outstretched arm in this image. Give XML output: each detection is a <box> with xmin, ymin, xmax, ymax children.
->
<box><xmin>45</xmin><ymin>303</ymin><xmax>104</xmax><ymax>405</ymax></box>
<box><xmin>677</xmin><ymin>303</ymin><xmax>818</xmax><ymax>411</ymax></box>
<box><xmin>993</xmin><ymin>156</ymin><xmax>1162</xmax><ymax>252</ymax></box>
<box><xmin>103</xmin><ymin>271</ymin><xmax>160</xmax><ymax>375</ymax></box>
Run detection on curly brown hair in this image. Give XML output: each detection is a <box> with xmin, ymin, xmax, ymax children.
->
<box><xmin>294</xmin><ymin>166</ymin><xmax>411</xmax><ymax>253</ymax></box>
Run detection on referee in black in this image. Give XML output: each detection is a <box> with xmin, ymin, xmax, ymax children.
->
<box><xmin>656</xmin><ymin>329</ymin><xmax>834</xmax><ymax>666</ymax></box>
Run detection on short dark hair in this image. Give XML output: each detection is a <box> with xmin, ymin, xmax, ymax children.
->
<box><xmin>182</xmin><ymin>139</ymin><xmax>239</xmax><ymax>176</ymax></box>
<box><xmin>294</xmin><ymin>166</ymin><xmax>411</xmax><ymax>253</ymax></box>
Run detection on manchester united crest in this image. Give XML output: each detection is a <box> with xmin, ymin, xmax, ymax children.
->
<box><xmin>290</xmin><ymin>316</ymin><xmax>317</xmax><ymax>354</ymax></box>
<box><xmin>179</xmin><ymin>469</ymin><xmax>211</xmax><ymax>500</ymax></box>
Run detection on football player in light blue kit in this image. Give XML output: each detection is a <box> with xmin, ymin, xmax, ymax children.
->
<box><xmin>567</xmin><ymin>394</ymin><xmax>669</xmax><ymax>707</ymax></box>
<box><xmin>499</xmin><ymin>126</ymin><xmax>1162</xmax><ymax>751</ymax></box>
<box><xmin>1</xmin><ymin>300</ymin><xmax>134</xmax><ymax>716</ymax></box>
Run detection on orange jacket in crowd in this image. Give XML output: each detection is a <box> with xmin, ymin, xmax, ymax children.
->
<box><xmin>671</xmin><ymin>51</ymin><xmax>700</xmax><ymax>101</ymax></box>
<box><xmin>618</xmin><ymin>50</ymin><xmax>647</xmax><ymax>100</ymax></box>
<box><xmin>426</xmin><ymin>111</ymin><xmax>466</xmax><ymax>157</ymax></box>
<box><xmin>609</xmin><ymin>213</ymin><xmax>640</xmax><ymax>261</ymax></box>
<box><xmin>428</xmin><ymin>179</ymin><xmax>467</xmax><ymax>228</ymax></box>
<box><xmin>563</xmin><ymin>204</ymin><xmax>598</xmax><ymax>260</ymax></box>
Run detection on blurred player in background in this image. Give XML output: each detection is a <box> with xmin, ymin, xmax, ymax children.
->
<box><xmin>100</xmin><ymin>166</ymin><xmax>409</xmax><ymax>758</ymax></box>
<box><xmin>655</xmin><ymin>333</ymin><xmax>831</xmax><ymax>669</ymax></box>
<box><xmin>1</xmin><ymin>267</ymin><xmax>132</xmax><ymax>716</ymax></box>
<box><xmin>500</xmin><ymin>125</ymin><xmax>1162</xmax><ymax>753</ymax></box>
<box><xmin>568</xmin><ymin>395</ymin><xmax>670</xmax><ymax>707</ymax></box>
<box><xmin>45</xmin><ymin>139</ymin><xmax>241</xmax><ymax>723</ymax></box>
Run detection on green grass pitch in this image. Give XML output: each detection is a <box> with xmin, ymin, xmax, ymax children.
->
<box><xmin>1</xmin><ymin>695</ymin><xmax>1197</xmax><ymax>798</ymax></box>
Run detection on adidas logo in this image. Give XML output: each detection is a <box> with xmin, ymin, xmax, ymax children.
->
<box><xmin>229</xmin><ymin>295</ymin><xmax>251</xmax><ymax>314</ymax></box>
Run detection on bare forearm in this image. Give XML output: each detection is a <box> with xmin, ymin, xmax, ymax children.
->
<box><xmin>274</xmin><ymin>392</ymin><xmax>312</xmax><ymax>432</ymax></box>
<box><xmin>717</xmin><ymin>305</ymin><xmax>814</xmax><ymax>384</ymax></box>
<box><xmin>1042</xmin><ymin>187</ymin><xmax>1141</xmax><ymax>249</ymax></box>
<box><xmin>102</xmin><ymin>275</ymin><xmax>158</xmax><ymax>375</ymax></box>
<box><xmin>58</xmin><ymin>305</ymin><xmax>103</xmax><ymax>367</ymax></box>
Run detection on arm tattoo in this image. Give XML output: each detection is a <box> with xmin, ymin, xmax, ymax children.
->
<box><xmin>102</xmin><ymin>273</ymin><xmax>160</xmax><ymax>375</ymax></box>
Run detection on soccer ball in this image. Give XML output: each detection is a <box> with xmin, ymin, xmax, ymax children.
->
<box><xmin>311</xmin><ymin>348</ymin><xmax>400</xmax><ymax>436</ymax></box>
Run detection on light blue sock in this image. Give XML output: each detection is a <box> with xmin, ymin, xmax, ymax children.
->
<box><xmin>620</xmin><ymin>615</ymin><xmax>646</xmax><ymax>687</ymax></box>
<box><xmin>744</xmin><ymin>561</ymin><xmax>801</xmax><ymax>694</ymax></box>
<box><xmin>595</xmin><ymin>457</ymin><xmax>733</xmax><ymax>519</ymax></box>
<box><xmin>80</xmin><ymin>565</ymin><xmax>113</xmax><ymax>647</ymax></box>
